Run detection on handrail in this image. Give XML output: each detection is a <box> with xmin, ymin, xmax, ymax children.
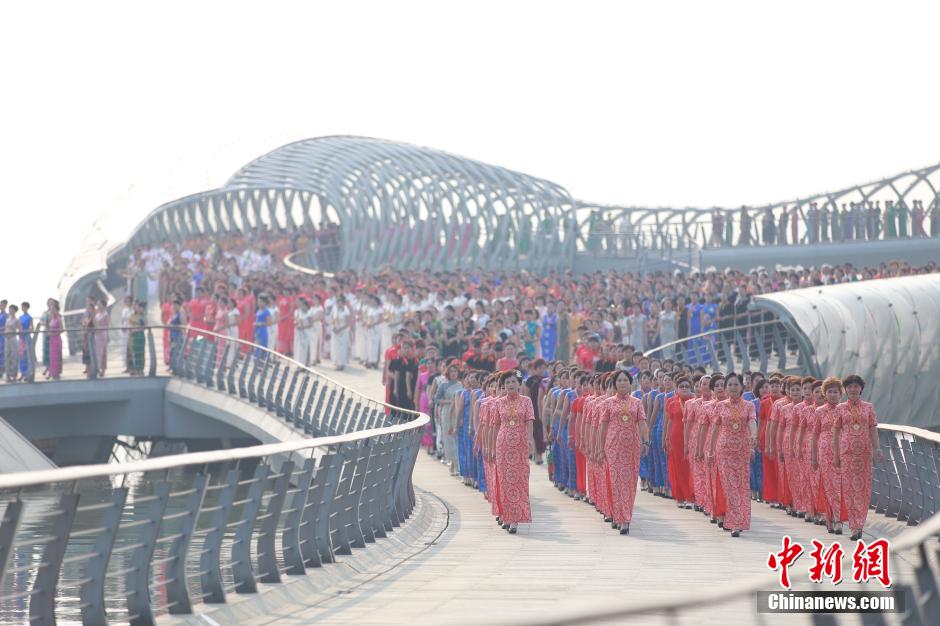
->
<box><xmin>283</xmin><ymin>250</ymin><xmax>335</xmax><ymax>278</ymax></box>
<box><xmin>642</xmin><ymin>317</ymin><xmax>781</xmax><ymax>359</ymax></box>
<box><xmin>0</xmin><ymin>416</ymin><xmax>426</xmax><ymax>490</ymax></box>
<box><xmin>878</xmin><ymin>422</ymin><xmax>940</xmax><ymax>444</ymax></box>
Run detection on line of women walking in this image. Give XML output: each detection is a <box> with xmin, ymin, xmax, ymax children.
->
<box><xmin>761</xmin><ymin>373</ymin><xmax>881</xmax><ymax>541</ymax></box>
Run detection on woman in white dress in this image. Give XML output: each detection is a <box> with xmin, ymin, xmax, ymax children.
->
<box><xmin>293</xmin><ymin>297</ymin><xmax>311</xmax><ymax>366</ymax></box>
<box><xmin>309</xmin><ymin>295</ymin><xmax>324</xmax><ymax>365</ymax></box>
<box><xmin>225</xmin><ymin>296</ymin><xmax>241</xmax><ymax>367</ymax></box>
<box><xmin>267</xmin><ymin>298</ymin><xmax>279</xmax><ymax>353</ymax></box>
<box><xmin>658</xmin><ymin>298</ymin><xmax>678</xmax><ymax>359</ymax></box>
<box><xmin>364</xmin><ymin>295</ymin><xmax>382</xmax><ymax>369</ymax></box>
<box><xmin>331</xmin><ymin>295</ymin><xmax>352</xmax><ymax>370</ymax></box>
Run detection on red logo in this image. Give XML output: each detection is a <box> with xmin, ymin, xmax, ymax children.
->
<box><xmin>851</xmin><ymin>538</ymin><xmax>892</xmax><ymax>588</ymax></box>
<box><xmin>808</xmin><ymin>540</ymin><xmax>844</xmax><ymax>585</ymax></box>
<box><xmin>767</xmin><ymin>535</ymin><xmax>804</xmax><ymax>589</ymax></box>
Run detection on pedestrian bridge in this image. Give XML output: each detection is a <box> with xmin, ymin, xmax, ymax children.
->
<box><xmin>0</xmin><ymin>330</ymin><xmax>938</xmax><ymax>625</ymax></box>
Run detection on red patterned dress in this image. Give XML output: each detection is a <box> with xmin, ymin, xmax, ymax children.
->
<box><xmin>666</xmin><ymin>395</ymin><xmax>694</xmax><ymax>503</ymax></box>
<box><xmin>494</xmin><ymin>393</ymin><xmax>535</xmax><ymax>524</ymax></box>
<box><xmin>759</xmin><ymin>393</ymin><xmax>782</xmax><ymax>502</ymax></box>
<box><xmin>684</xmin><ymin>397</ymin><xmax>705</xmax><ymax>508</ymax></box>
<box><xmin>586</xmin><ymin>395</ymin><xmax>611</xmax><ymax>517</ymax></box>
<box><xmin>814</xmin><ymin>402</ymin><xmax>846</xmax><ymax>523</ymax></box>
<box><xmin>799</xmin><ymin>402</ymin><xmax>820</xmax><ymax>517</ymax></box>
<box><xmin>838</xmin><ymin>399</ymin><xmax>878</xmax><ymax>530</ymax></box>
<box><xmin>714</xmin><ymin>398</ymin><xmax>756</xmax><ymax>530</ymax></box>
<box><xmin>601</xmin><ymin>393</ymin><xmax>647</xmax><ymax>525</ymax></box>
<box><xmin>480</xmin><ymin>397</ymin><xmax>501</xmax><ymax>517</ymax></box>
<box><xmin>772</xmin><ymin>398</ymin><xmax>793</xmax><ymax>507</ymax></box>
<box><xmin>697</xmin><ymin>399</ymin><xmax>717</xmax><ymax>515</ymax></box>
<box><xmin>783</xmin><ymin>402</ymin><xmax>803</xmax><ymax>511</ymax></box>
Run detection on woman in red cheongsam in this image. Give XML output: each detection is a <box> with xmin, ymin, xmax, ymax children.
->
<box><xmin>476</xmin><ymin>376</ymin><xmax>502</xmax><ymax>523</ymax></box>
<box><xmin>665</xmin><ymin>376</ymin><xmax>695</xmax><ymax>507</ymax></box>
<box><xmin>837</xmin><ymin>374</ymin><xmax>883</xmax><ymax>541</ymax></box>
<box><xmin>813</xmin><ymin>377</ymin><xmax>846</xmax><ymax>535</ymax></box>
<box><xmin>596</xmin><ymin>370</ymin><xmax>650</xmax><ymax>534</ymax></box>
<box><xmin>493</xmin><ymin>370</ymin><xmax>536</xmax><ymax>534</ymax></box>
<box><xmin>685</xmin><ymin>375</ymin><xmax>710</xmax><ymax>513</ymax></box>
<box><xmin>707</xmin><ymin>373</ymin><xmax>757</xmax><ymax>537</ymax></box>
<box><xmin>760</xmin><ymin>375</ymin><xmax>785</xmax><ymax>506</ymax></box>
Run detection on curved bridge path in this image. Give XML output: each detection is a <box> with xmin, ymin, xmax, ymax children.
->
<box><xmin>216</xmin><ymin>364</ymin><xmax>910</xmax><ymax>626</ymax></box>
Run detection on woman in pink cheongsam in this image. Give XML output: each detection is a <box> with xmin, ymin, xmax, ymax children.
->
<box><xmin>813</xmin><ymin>377</ymin><xmax>846</xmax><ymax>535</ymax></box>
<box><xmin>837</xmin><ymin>374</ymin><xmax>883</xmax><ymax>541</ymax></box>
<box><xmin>790</xmin><ymin>377</ymin><xmax>815</xmax><ymax>518</ymax></box>
<box><xmin>707</xmin><ymin>373</ymin><xmax>757</xmax><ymax>537</ymax></box>
<box><xmin>475</xmin><ymin>376</ymin><xmax>500</xmax><ymax>522</ymax></box>
<box><xmin>596</xmin><ymin>370</ymin><xmax>650</xmax><ymax>534</ymax></box>
<box><xmin>704</xmin><ymin>375</ymin><xmax>727</xmax><ymax>526</ymax></box>
<box><xmin>493</xmin><ymin>370</ymin><xmax>536</xmax><ymax>534</ymax></box>
<box><xmin>685</xmin><ymin>375</ymin><xmax>710</xmax><ymax>513</ymax></box>
<box><xmin>798</xmin><ymin>380</ymin><xmax>824</xmax><ymax>523</ymax></box>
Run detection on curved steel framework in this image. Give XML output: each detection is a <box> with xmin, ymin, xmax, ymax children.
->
<box><xmin>645</xmin><ymin>274</ymin><xmax>940</xmax><ymax>428</ymax></box>
<box><xmin>575</xmin><ymin>161</ymin><xmax>940</xmax><ymax>257</ymax></box>
<box><xmin>754</xmin><ymin>273</ymin><xmax>940</xmax><ymax>430</ymax></box>
<box><xmin>117</xmin><ymin>136</ymin><xmax>577</xmax><ymax>272</ymax></box>
<box><xmin>111</xmin><ymin>136</ymin><xmax>939</xmax><ymax>275</ymax></box>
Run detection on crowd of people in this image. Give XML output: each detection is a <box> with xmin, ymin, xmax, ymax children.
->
<box><xmin>588</xmin><ymin>201</ymin><xmax>940</xmax><ymax>254</ymax></box>
<box><xmin>0</xmin><ymin>299</ymin><xmax>64</xmax><ymax>382</ymax></box>
<box><xmin>0</xmin><ymin>234</ymin><xmax>915</xmax><ymax>542</ymax></box>
<box><xmin>398</xmin><ymin>336</ymin><xmax>881</xmax><ymax>539</ymax></box>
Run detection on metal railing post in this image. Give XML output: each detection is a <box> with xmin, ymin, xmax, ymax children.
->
<box><xmin>0</xmin><ymin>500</ymin><xmax>23</xmax><ymax>592</ymax></box>
<box><xmin>200</xmin><ymin>467</ymin><xmax>239</xmax><ymax>604</ymax></box>
<box><xmin>309</xmin><ymin>449</ymin><xmax>345</xmax><ymax>565</ymax></box>
<box><xmin>79</xmin><ymin>486</ymin><xmax>129</xmax><ymax>626</ymax></box>
<box><xmin>126</xmin><ymin>481</ymin><xmax>170</xmax><ymax>626</ymax></box>
<box><xmin>282</xmin><ymin>456</ymin><xmax>317</xmax><ymax>575</ymax></box>
<box><xmin>147</xmin><ymin>328</ymin><xmax>157</xmax><ymax>377</ymax></box>
<box><xmin>256</xmin><ymin>460</ymin><xmax>294</xmax><ymax>583</ymax></box>
<box><xmin>165</xmin><ymin>473</ymin><xmax>208</xmax><ymax>615</ymax></box>
<box><xmin>30</xmin><ymin>489</ymin><xmax>80</xmax><ymax>626</ymax></box>
<box><xmin>231</xmin><ymin>462</ymin><xmax>270</xmax><ymax>594</ymax></box>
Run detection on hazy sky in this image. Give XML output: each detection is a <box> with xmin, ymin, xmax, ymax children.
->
<box><xmin>2</xmin><ymin>1</ymin><xmax>939</xmax><ymax>308</ymax></box>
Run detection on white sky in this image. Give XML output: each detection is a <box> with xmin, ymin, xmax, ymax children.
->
<box><xmin>2</xmin><ymin>1</ymin><xmax>939</xmax><ymax>309</ymax></box>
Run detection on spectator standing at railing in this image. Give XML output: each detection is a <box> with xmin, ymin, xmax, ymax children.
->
<box><xmin>761</xmin><ymin>208</ymin><xmax>776</xmax><ymax>245</ymax></box>
<box><xmin>38</xmin><ymin>298</ymin><xmax>53</xmax><ymax>377</ymax></box>
<box><xmin>777</xmin><ymin>208</ymin><xmax>788</xmax><ymax>245</ymax></box>
<box><xmin>129</xmin><ymin>300</ymin><xmax>146</xmax><ymax>375</ymax></box>
<box><xmin>17</xmin><ymin>302</ymin><xmax>33</xmax><ymax>380</ymax></box>
<box><xmin>47</xmin><ymin>300</ymin><xmax>63</xmax><ymax>380</ymax></box>
<box><xmin>898</xmin><ymin>200</ymin><xmax>909</xmax><ymax>238</ymax></box>
<box><xmin>738</xmin><ymin>206</ymin><xmax>751</xmax><ymax>246</ymax></box>
<box><xmin>119</xmin><ymin>296</ymin><xmax>133</xmax><ymax>373</ymax></box>
<box><xmin>790</xmin><ymin>206</ymin><xmax>799</xmax><ymax>245</ymax></box>
<box><xmin>92</xmin><ymin>299</ymin><xmax>109</xmax><ymax>377</ymax></box>
<box><xmin>885</xmin><ymin>201</ymin><xmax>898</xmax><ymax>239</ymax></box>
<box><xmin>4</xmin><ymin>304</ymin><xmax>18</xmax><ymax>382</ymax></box>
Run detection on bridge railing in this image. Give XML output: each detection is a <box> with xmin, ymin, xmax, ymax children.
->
<box><xmin>501</xmin><ymin>425</ymin><xmax>940</xmax><ymax>626</ymax></box>
<box><xmin>0</xmin><ymin>327</ymin><xmax>428</xmax><ymax>625</ymax></box>
<box><xmin>642</xmin><ymin>315</ymin><xmax>816</xmax><ymax>377</ymax></box>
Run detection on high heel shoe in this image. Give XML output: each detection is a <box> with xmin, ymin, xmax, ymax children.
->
<box><xmin>731</xmin><ymin>530</ymin><xmax>741</xmax><ymax>537</ymax></box>
<box><xmin>710</xmin><ymin>517</ymin><xmax>717</xmax><ymax>524</ymax></box>
<box><xmin>508</xmin><ymin>524</ymin><xmax>517</xmax><ymax>534</ymax></box>
<box><xmin>619</xmin><ymin>523</ymin><xmax>630</xmax><ymax>535</ymax></box>
<box><xmin>717</xmin><ymin>521</ymin><xmax>724</xmax><ymax>529</ymax></box>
